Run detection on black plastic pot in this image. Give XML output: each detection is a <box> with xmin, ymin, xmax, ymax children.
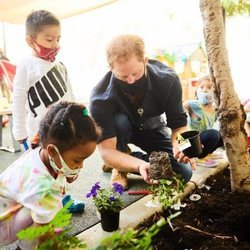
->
<box><xmin>100</xmin><ymin>211</ymin><xmax>120</xmax><ymax>232</ymax></box>
<box><xmin>180</xmin><ymin>130</ymin><xmax>202</xmax><ymax>158</ymax></box>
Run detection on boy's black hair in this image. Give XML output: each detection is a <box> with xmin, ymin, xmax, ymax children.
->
<box><xmin>25</xmin><ymin>10</ymin><xmax>60</xmax><ymax>37</ymax></box>
<box><xmin>39</xmin><ymin>101</ymin><xmax>101</xmax><ymax>152</ymax></box>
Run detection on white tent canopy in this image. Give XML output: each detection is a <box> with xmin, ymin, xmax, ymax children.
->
<box><xmin>0</xmin><ymin>0</ymin><xmax>249</xmax><ymax>101</ymax></box>
<box><xmin>0</xmin><ymin>0</ymin><xmax>117</xmax><ymax>24</ymax></box>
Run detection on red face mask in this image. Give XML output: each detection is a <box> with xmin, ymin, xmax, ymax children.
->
<box><xmin>33</xmin><ymin>41</ymin><xmax>60</xmax><ymax>62</ymax></box>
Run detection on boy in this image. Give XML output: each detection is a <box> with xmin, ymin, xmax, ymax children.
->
<box><xmin>12</xmin><ymin>10</ymin><xmax>84</xmax><ymax>213</ymax></box>
<box><xmin>12</xmin><ymin>10</ymin><xmax>74</xmax><ymax>143</ymax></box>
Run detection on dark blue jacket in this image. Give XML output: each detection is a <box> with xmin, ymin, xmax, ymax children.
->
<box><xmin>90</xmin><ymin>59</ymin><xmax>187</xmax><ymax>142</ymax></box>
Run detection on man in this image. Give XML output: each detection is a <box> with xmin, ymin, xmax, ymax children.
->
<box><xmin>90</xmin><ymin>34</ymin><xmax>195</xmax><ymax>190</ymax></box>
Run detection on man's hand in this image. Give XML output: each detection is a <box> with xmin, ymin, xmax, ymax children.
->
<box><xmin>138</xmin><ymin>162</ymin><xmax>159</xmax><ymax>185</ymax></box>
<box><xmin>173</xmin><ymin>147</ymin><xmax>196</xmax><ymax>170</ymax></box>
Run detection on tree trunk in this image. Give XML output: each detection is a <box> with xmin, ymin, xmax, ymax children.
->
<box><xmin>200</xmin><ymin>0</ymin><xmax>250</xmax><ymax>192</ymax></box>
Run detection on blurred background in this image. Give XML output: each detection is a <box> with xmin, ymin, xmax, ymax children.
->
<box><xmin>0</xmin><ymin>0</ymin><xmax>249</xmax><ymax>103</ymax></box>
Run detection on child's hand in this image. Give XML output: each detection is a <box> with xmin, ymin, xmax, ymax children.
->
<box><xmin>18</xmin><ymin>138</ymin><xmax>28</xmax><ymax>144</ymax></box>
<box><xmin>18</xmin><ymin>138</ymin><xmax>29</xmax><ymax>150</ymax></box>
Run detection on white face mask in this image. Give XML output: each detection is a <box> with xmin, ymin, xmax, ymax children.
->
<box><xmin>48</xmin><ymin>146</ymin><xmax>80</xmax><ymax>178</ymax></box>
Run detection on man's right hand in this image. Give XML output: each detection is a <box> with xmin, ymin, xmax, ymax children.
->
<box><xmin>138</xmin><ymin>162</ymin><xmax>159</xmax><ymax>185</ymax></box>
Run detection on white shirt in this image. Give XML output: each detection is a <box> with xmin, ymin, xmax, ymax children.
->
<box><xmin>12</xmin><ymin>55</ymin><xmax>74</xmax><ymax>141</ymax></box>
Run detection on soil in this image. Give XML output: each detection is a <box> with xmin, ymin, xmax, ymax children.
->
<box><xmin>139</xmin><ymin>167</ymin><xmax>250</xmax><ymax>250</ymax></box>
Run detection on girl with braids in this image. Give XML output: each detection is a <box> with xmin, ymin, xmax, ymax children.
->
<box><xmin>0</xmin><ymin>101</ymin><xmax>100</xmax><ymax>249</ymax></box>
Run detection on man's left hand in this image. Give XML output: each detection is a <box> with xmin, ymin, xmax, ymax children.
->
<box><xmin>173</xmin><ymin>149</ymin><xmax>196</xmax><ymax>170</ymax></box>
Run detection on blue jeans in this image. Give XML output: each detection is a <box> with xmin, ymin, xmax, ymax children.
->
<box><xmin>114</xmin><ymin>113</ymin><xmax>193</xmax><ymax>183</ymax></box>
<box><xmin>199</xmin><ymin>129</ymin><xmax>223</xmax><ymax>158</ymax></box>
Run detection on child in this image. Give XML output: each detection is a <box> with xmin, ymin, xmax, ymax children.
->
<box><xmin>242</xmin><ymin>98</ymin><xmax>250</xmax><ymax>138</ymax></box>
<box><xmin>12</xmin><ymin>9</ymin><xmax>74</xmax><ymax>145</ymax></box>
<box><xmin>183</xmin><ymin>75</ymin><xmax>223</xmax><ymax>158</ymax></box>
<box><xmin>11</xmin><ymin>10</ymin><xmax>84</xmax><ymax>212</ymax></box>
<box><xmin>0</xmin><ymin>101</ymin><xmax>100</xmax><ymax>249</ymax></box>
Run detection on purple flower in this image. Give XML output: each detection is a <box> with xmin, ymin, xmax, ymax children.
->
<box><xmin>86</xmin><ymin>181</ymin><xmax>124</xmax><ymax>212</ymax></box>
<box><xmin>109</xmin><ymin>196</ymin><xmax>115</xmax><ymax>202</ymax></box>
<box><xmin>93</xmin><ymin>182</ymin><xmax>101</xmax><ymax>190</ymax></box>
<box><xmin>86</xmin><ymin>182</ymin><xmax>101</xmax><ymax>198</ymax></box>
<box><xmin>86</xmin><ymin>192</ymin><xmax>93</xmax><ymax>198</ymax></box>
<box><xmin>113</xmin><ymin>182</ymin><xmax>124</xmax><ymax>195</ymax></box>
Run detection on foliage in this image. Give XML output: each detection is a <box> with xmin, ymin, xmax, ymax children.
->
<box><xmin>17</xmin><ymin>201</ymin><xmax>86</xmax><ymax>249</ymax></box>
<box><xmin>95</xmin><ymin>217</ymin><xmax>166</xmax><ymax>250</ymax></box>
<box><xmin>222</xmin><ymin>0</ymin><xmax>250</xmax><ymax>16</ymax></box>
<box><xmin>93</xmin><ymin>174</ymin><xmax>185</xmax><ymax>250</ymax></box>
<box><xmin>86</xmin><ymin>182</ymin><xmax>124</xmax><ymax>213</ymax></box>
<box><xmin>149</xmin><ymin>175</ymin><xmax>186</xmax><ymax>209</ymax></box>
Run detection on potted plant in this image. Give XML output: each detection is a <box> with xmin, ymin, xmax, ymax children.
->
<box><xmin>86</xmin><ymin>182</ymin><xmax>124</xmax><ymax>232</ymax></box>
<box><xmin>95</xmin><ymin>217</ymin><xmax>167</xmax><ymax>250</ymax></box>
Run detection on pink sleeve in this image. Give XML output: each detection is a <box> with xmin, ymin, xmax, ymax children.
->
<box><xmin>242</xmin><ymin>99</ymin><xmax>250</xmax><ymax>106</ymax></box>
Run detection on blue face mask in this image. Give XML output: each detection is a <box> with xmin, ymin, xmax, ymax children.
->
<box><xmin>197</xmin><ymin>88</ymin><xmax>213</xmax><ymax>105</ymax></box>
<box><xmin>48</xmin><ymin>146</ymin><xmax>80</xmax><ymax>178</ymax></box>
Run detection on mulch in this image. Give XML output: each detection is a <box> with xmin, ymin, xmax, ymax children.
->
<box><xmin>138</xmin><ymin>167</ymin><xmax>250</xmax><ymax>250</ymax></box>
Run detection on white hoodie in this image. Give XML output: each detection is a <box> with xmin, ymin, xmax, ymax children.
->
<box><xmin>12</xmin><ymin>55</ymin><xmax>74</xmax><ymax>141</ymax></box>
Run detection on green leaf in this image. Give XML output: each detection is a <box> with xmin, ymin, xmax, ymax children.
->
<box><xmin>96</xmin><ymin>217</ymin><xmax>166</xmax><ymax>250</ymax></box>
<box><xmin>150</xmin><ymin>175</ymin><xmax>186</xmax><ymax>209</ymax></box>
<box><xmin>222</xmin><ymin>0</ymin><xmax>250</xmax><ymax>16</ymax></box>
<box><xmin>17</xmin><ymin>200</ymin><xmax>87</xmax><ymax>249</ymax></box>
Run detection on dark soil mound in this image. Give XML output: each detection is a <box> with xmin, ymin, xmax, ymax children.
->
<box><xmin>139</xmin><ymin>167</ymin><xmax>250</xmax><ymax>250</ymax></box>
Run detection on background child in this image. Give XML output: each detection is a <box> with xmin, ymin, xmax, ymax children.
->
<box><xmin>0</xmin><ymin>101</ymin><xmax>100</xmax><ymax>249</ymax></box>
<box><xmin>12</xmin><ymin>9</ymin><xmax>74</xmax><ymax>146</ymax></box>
<box><xmin>183</xmin><ymin>75</ymin><xmax>223</xmax><ymax>158</ymax></box>
<box><xmin>242</xmin><ymin>98</ymin><xmax>250</xmax><ymax>140</ymax></box>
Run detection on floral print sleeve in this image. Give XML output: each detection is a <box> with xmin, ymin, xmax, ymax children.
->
<box><xmin>30</xmin><ymin>191</ymin><xmax>62</xmax><ymax>224</ymax></box>
<box><xmin>21</xmin><ymin>173</ymin><xmax>64</xmax><ymax>224</ymax></box>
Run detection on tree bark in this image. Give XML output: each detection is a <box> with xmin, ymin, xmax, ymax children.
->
<box><xmin>200</xmin><ymin>0</ymin><xmax>250</xmax><ymax>192</ymax></box>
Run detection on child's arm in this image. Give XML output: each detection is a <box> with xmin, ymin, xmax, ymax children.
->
<box><xmin>27</xmin><ymin>193</ymin><xmax>63</xmax><ymax>247</ymax></box>
<box><xmin>183</xmin><ymin>101</ymin><xmax>192</xmax><ymax>116</ymax></box>
<box><xmin>244</xmin><ymin>100</ymin><xmax>250</xmax><ymax>113</ymax></box>
<box><xmin>67</xmin><ymin>79</ymin><xmax>75</xmax><ymax>101</ymax></box>
<box><xmin>33</xmin><ymin>222</ymin><xmax>58</xmax><ymax>246</ymax></box>
<box><xmin>60</xmin><ymin>62</ymin><xmax>75</xmax><ymax>101</ymax></box>
<box><xmin>12</xmin><ymin>64</ymin><xmax>29</xmax><ymax>142</ymax></box>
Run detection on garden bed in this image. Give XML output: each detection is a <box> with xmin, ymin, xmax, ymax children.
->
<box><xmin>139</xmin><ymin>167</ymin><xmax>250</xmax><ymax>249</ymax></box>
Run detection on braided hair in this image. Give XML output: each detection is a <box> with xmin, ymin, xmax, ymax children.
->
<box><xmin>37</xmin><ymin>101</ymin><xmax>101</xmax><ymax>152</ymax></box>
